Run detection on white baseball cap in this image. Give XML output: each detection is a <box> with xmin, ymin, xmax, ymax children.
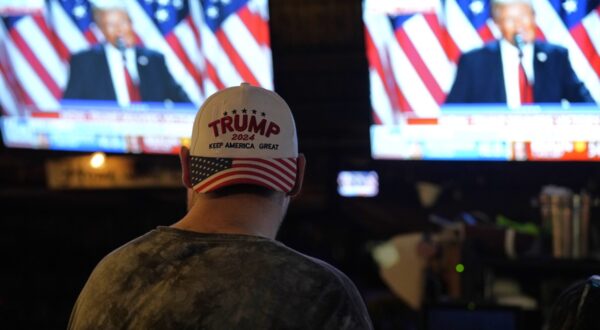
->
<box><xmin>189</xmin><ymin>83</ymin><xmax>298</xmax><ymax>193</ymax></box>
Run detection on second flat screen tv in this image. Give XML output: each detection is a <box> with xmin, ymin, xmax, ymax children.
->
<box><xmin>364</xmin><ymin>0</ymin><xmax>600</xmax><ymax>161</ymax></box>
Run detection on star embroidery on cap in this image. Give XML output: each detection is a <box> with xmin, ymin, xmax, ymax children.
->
<box><xmin>232</xmin><ymin>110</ymin><xmax>237</xmax><ymax>114</ymax></box>
<box><xmin>261</xmin><ymin>112</ymin><xmax>266</xmax><ymax>117</ymax></box>
<box><xmin>223</xmin><ymin>112</ymin><xmax>228</xmax><ymax>116</ymax></box>
<box><xmin>252</xmin><ymin>110</ymin><xmax>257</xmax><ymax>114</ymax></box>
<box><xmin>242</xmin><ymin>109</ymin><xmax>247</xmax><ymax>113</ymax></box>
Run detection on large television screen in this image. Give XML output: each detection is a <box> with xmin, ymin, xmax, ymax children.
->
<box><xmin>0</xmin><ymin>0</ymin><xmax>272</xmax><ymax>153</ymax></box>
<box><xmin>364</xmin><ymin>0</ymin><xmax>600</xmax><ymax>161</ymax></box>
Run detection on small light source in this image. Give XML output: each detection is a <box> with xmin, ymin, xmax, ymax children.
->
<box><xmin>90</xmin><ymin>152</ymin><xmax>106</xmax><ymax>169</ymax></box>
<box><xmin>455</xmin><ymin>263</ymin><xmax>465</xmax><ymax>273</ymax></box>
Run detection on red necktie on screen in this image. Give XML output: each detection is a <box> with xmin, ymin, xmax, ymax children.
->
<box><xmin>518</xmin><ymin>61</ymin><xmax>534</xmax><ymax>104</ymax></box>
<box><xmin>124</xmin><ymin>62</ymin><xmax>141</xmax><ymax>102</ymax></box>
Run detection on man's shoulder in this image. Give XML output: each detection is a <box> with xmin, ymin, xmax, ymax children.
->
<box><xmin>456</xmin><ymin>41</ymin><xmax>500</xmax><ymax>68</ymax></box>
<box><xmin>264</xmin><ymin>242</ymin><xmax>352</xmax><ymax>289</ymax></box>
<box><xmin>71</xmin><ymin>45</ymin><xmax>104</xmax><ymax>59</ymax></box>
<box><xmin>135</xmin><ymin>47</ymin><xmax>165</xmax><ymax>59</ymax></box>
<box><xmin>535</xmin><ymin>40</ymin><xmax>568</xmax><ymax>56</ymax></box>
<box><xmin>271</xmin><ymin>245</ymin><xmax>373</xmax><ymax>328</ymax></box>
<box><xmin>298</xmin><ymin>251</ymin><xmax>354</xmax><ymax>281</ymax></box>
<box><xmin>91</xmin><ymin>230</ymin><xmax>160</xmax><ymax>268</ymax></box>
<box><xmin>95</xmin><ymin>228</ymin><xmax>353</xmax><ymax>286</ymax></box>
<box><xmin>274</xmin><ymin>243</ymin><xmax>352</xmax><ymax>280</ymax></box>
<box><xmin>462</xmin><ymin>41</ymin><xmax>500</xmax><ymax>58</ymax></box>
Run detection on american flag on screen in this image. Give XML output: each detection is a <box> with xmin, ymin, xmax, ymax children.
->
<box><xmin>364</xmin><ymin>0</ymin><xmax>600</xmax><ymax>123</ymax></box>
<box><xmin>190</xmin><ymin>156</ymin><xmax>298</xmax><ymax>193</ymax></box>
<box><xmin>0</xmin><ymin>0</ymin><xmax>272</xmax><ymax>116</ymax></box>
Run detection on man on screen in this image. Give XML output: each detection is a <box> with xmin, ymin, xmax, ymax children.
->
<box><xmin>63</xmin><ymin>2</ymin><xmax>190</xmax><ymax>106</ymax></box>
<box><xmin>445</xmin><ymin>0</ymin><xmax>593</xmax><ymax>107</ymax></box>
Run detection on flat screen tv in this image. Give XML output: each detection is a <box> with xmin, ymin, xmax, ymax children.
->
<box><xmin>364</xmin><ymin>0</ymin><xmax>600</xmax><ymax>161</ymax></box>
<box><xmin>0</xmin><ymin>0</ymin><xmax>272</xmax><ymax>154</ymax></box>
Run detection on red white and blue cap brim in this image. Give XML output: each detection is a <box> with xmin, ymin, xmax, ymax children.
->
<box><xmin>190</xmin><ymin>156</ymin><xmax>298</xmax><ymax>193</ymax></box>
<box><xmin>189</xmin><ymin>82</ymin><xmax>299</xmax><ymax>193</ymax></box>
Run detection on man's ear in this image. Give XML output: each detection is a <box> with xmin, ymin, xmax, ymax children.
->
<box><xmin>179</xmin><ymin>146</ymin><xmax>193</xmax><ymax>188</ymax></box>
<box><xmin>288</xmin><ymin>153</ymin><xmax>305</xmax><ymax>198</ymax></box>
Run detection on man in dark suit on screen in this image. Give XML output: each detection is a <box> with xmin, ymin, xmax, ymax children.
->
<box><xmin>445</xmin><ymin>0</ymin><xmax>593</xmax><ymax>108</ymax></box>
<box><xmin>63</xmin><ymin>2</ymin><xmax>190</xmax><ymax>106</ymax></box>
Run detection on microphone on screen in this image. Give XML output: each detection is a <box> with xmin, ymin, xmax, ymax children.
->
<box><xmin>513</xmin><ymin>33</ymin><xmax>525</xmax><ymax>58</ymax></box>
<box><xmin>115</xmin><ymin>36</ymin><xmax>128</xmax><ymax>62</ymax></box>
<box><xmin>115</xmin><ymin>36</ymin><xmax>127</xmax><ymax>52</ymax></box>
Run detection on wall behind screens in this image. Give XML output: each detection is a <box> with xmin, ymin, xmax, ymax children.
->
<box><xmin>364</xmin><ymin>0</ymin><xmax>600</xmax><ymax>161</ymax></box>
<box><xmin>0</xmin><ymin>0</ymin><xmax>272</xmax><ymax>153</ymax></box>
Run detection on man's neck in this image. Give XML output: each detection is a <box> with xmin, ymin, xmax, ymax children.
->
<box><xmin>171</xmin><ymin>192</ymin><xmax>287</xmax><ymax>239</ymax></box>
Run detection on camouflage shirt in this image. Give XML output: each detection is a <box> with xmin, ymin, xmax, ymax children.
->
<box><xmin>69</xmin><ymin>227</ymin><xmax>373</xmax><ymax>329</ymax></box>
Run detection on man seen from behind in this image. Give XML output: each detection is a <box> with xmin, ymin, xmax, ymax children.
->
<box><xmin>68</xmin><ymin>82</ymin><xmax>374</xmax><ymax>329</ymax></box>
